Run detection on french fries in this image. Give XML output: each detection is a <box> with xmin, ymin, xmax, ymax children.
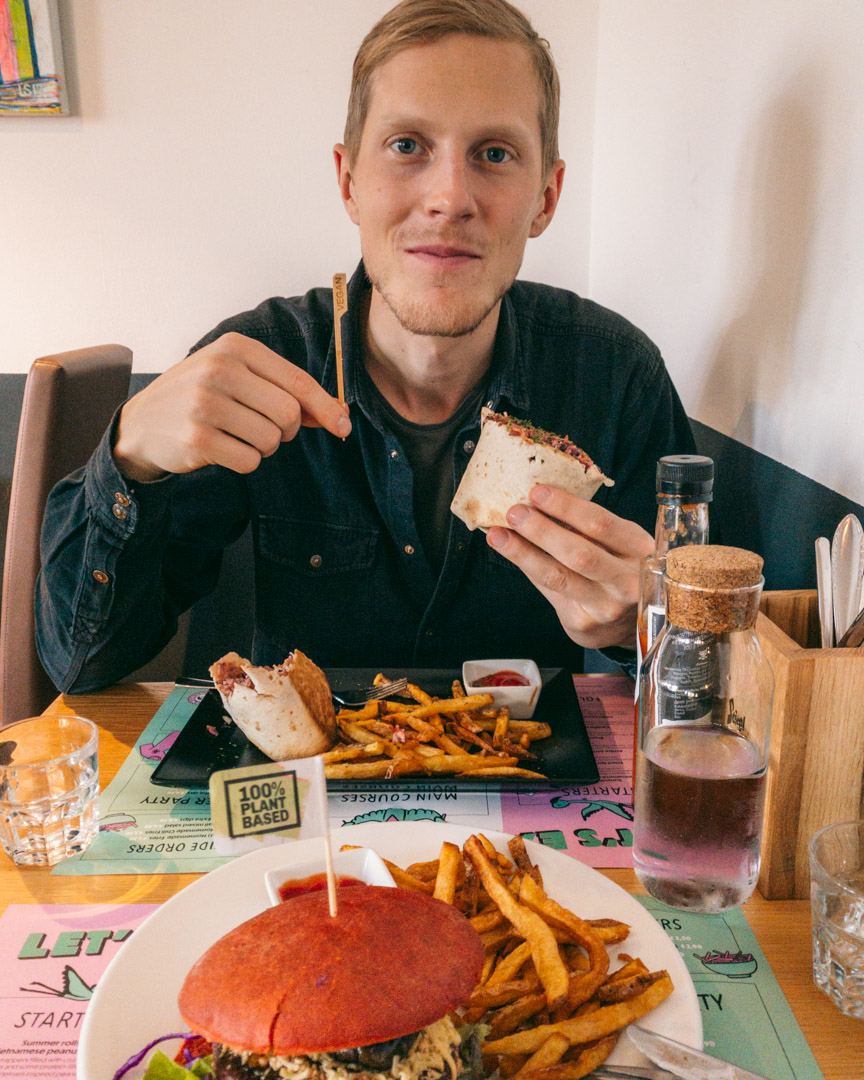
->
<box><xmin>433</xmin><ymin>841</ymin><xmax>462</xmax><ymax>904</ymax></box>
<box><xmin>324</xmin><ymin>675</ymin><xmax>551</xmax><ymax>780</ymax></box>
<box><xmin>385</xmin><ymin>833</ymin><xmax>674</xmax><ymax>1077</ymax></box>
<box><xmin>482</xmin><ymin>975</ymin><xmax>674</xmax><ymax>1055</ymax></box>
<box><xmin>464</xmin><ymin>835</ymin><xmax>569</xmax><ymax>1009</ymax></box>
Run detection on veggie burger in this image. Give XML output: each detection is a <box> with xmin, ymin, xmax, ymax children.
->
<box><xmin>116</xmin><ymin>885</ymin><xmax>485</xmax><ymax>1080</ymax></box>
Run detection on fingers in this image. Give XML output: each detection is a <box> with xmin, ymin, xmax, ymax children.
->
<box><xmin>487</xmin><ymin>527</ymin><xmax>633</xmax><ymax>648</ymax></box>
<box><xmin>499</xmin><ymin>503</ymin><xmax>630</xmax><ymax>589</ymax></box>
<box><xmin>485</xmin><ymin>487</ymin><xmax>648</xmax><ymax>649</ymax></box>
<box><xmin>488</xmin><ymin>525</ymin><xmax>604</xmax><ymax>609</ymax></box>
<box><xmin>113</xmin><ymin>332</ymin><xmax>352</xmax><ymax>481</ymax></box>
<box><xmin>193</xmin><ymin>393</ymin><xmax>286</xmax><ymax>460</ymax></box>
<box><xmin>202</xmin><ymin>357</ymin><xmax>304</xmax><ymax>442</ymax></box>
<box><xmin>223</xmin><ymin>333</ymin><xmax>351</xmax><ymax>439</ymax></box>
<box><xmin>529</xmin><ymin>486</ymin><xmax>653</xmax><ymax>560</ymax></box>
<box><xmin>199</xmin><ymin>428</ymin><xmax>268</xmax><ymax>475</ymax></box>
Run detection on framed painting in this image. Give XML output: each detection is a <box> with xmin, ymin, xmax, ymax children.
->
<box><xmin>0</xmin><ymin>0</ymin><xmax>67</xmax><ymax>116</ymax></box>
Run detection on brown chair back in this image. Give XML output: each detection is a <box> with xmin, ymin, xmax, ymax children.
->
<box><xmin>0</xmin><ymin>345</ymin><xmax>132</xmax><ymax>725</ymax></box>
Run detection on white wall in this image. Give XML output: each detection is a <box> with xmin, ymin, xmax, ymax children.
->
<box><xmin>0</xmin><ymin>0</ymin><xmax>596</xmax><ymax>374</ymax></box>
<box><xmin>591</xmin><ymin>0</ymin><xmax>864</xmax><ymax>506</ymax></box>
<box><xmin>3</xmin><ymin>1</ymin><xmax>862</xmax><ymax>505</ymax></box>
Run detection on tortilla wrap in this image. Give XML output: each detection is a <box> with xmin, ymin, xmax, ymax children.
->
<box><xmin>451</xmin><ymin>408</ymin><xmax>614</xmax><ymax>532</ymax></box>
<box><xmin>209</xmin><ymin>650</ymin><xmax>336</xmax><ymax>760</ymax></box>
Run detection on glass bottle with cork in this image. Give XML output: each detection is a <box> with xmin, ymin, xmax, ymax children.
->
<box><xmin>633</xmin><ymin>545</ymin><xmax>773</xmax><ymax>913</ymax></box>
<box><xmin>636</xmin><ymin>454</ymin><xmax>714</xmax><ymax>673</ymax></box>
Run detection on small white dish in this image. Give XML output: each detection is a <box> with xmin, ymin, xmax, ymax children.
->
<box><xmin>462</xmin><ymin>659</ymin><xmax>542</xmax><ymax>719</ymax></box>
<box><xmin>264</xmin><ymin>845</ymin><xmax>394</xmax><ymax>906</ymax></box>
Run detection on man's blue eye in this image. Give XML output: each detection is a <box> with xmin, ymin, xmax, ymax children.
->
<box><xmin>394</xmin><ymin>138</ymin><xmax>417</xmax><ymax>154</ymax></box>
<box><xmin>484</xmin><ymin>147</ymin><xmax>509</xmax><ymax>163</ymax></box>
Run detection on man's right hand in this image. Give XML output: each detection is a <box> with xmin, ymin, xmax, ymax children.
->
<box><xmin>112</xmin><ymin>332</ymin><xmax>352</xmax><ymax>482</ymax></box>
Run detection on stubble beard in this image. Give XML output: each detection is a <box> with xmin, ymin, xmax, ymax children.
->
<box><xmin>367</xmin><ymin>266</ymin><xmax>512</xmax><ymax>339</ymax></box>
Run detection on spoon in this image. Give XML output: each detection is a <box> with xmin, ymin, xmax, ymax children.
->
<box><xmin>831</xmin><ymin>515</ymin><xmax>864</xmax><ymax>642</ymax></box>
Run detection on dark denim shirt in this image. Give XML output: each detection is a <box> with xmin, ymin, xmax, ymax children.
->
<box><xmin>36</xmin><ymin>263</ymin><xmax>695</xmax><ymax>692</ymax></box>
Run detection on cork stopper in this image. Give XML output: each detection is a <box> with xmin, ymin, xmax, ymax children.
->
<box><xmin>665</xmin><ymin>545</ymin><xmax>764</xmax><ymax>632</ymax></box>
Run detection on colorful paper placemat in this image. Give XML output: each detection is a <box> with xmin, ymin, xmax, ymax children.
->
<box><xmin>0</xmin><ymin>904</ymin><xmax>158</xmax><ymax>1078</ymax></box>
<box><xmin>51</xmin><ymin>687</ymin><xmax>230</xmax><ymax>876</ymax></box>
<box><xmin>501</xmin><ymin>675</ymin><xmax>636</xmax><ymax>865</ymax></box>
<box><xmin>637</xmin><ymin>896</ymin><xmax>824</xmax><ymax>1080</ymax></box>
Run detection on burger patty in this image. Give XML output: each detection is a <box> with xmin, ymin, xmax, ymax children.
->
<box><xmin>213</xmin><ymin>1017</ymin><xmax>462</xmax><ymax>1080</ymax></box>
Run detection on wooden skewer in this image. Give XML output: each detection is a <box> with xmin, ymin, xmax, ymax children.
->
<box><xmin>332</xmin><ymin>273</ymin><xmax>348</xmax><ymax>415</ymax></box>
<box><xmin>323</xmin><ymin>828</ymin><xmax>338</xmax><ymax>917</ymax></box>
<box><xmin>316</xmin><ymin>755</ymin><xmax>338</xmax><ymax>917</ymax></box>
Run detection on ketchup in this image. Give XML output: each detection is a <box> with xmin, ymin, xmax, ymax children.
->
<box><xmin>473</xmin><ymin>670</ymin><xmax>531</xmax><ymax>687</ymax></box>
<box><xmin>278</xmin><ymin>873</ymin><xmax>365</xmax><ymax>901</ymax></box>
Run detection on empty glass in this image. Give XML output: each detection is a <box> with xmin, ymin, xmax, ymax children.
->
<box><xmin>810</xmin><ymin>819</ymin><xmax>864</xmax><ymax>1018</ymax></box>
<box><xmin>0</xmin><ymin>714</ymin><xmax>99</xmax><ymax>866</ymax></box>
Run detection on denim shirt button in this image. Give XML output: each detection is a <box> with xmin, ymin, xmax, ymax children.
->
<box><xmin>390</xmin><ymin>449</ymin><xmax>399</xmax><ymax>460</ymax></box>
<box><xmin>424</xmin><ymin>629</ymin><xmax>434</xmax><ymax>639</ymax></box>
<box><xmin>91</xmin><ymin>570</ymin><xmax>110</xmax><ymax>584</ymax></box>
<box><xmin>113</xmin><ymin>492</ymin><xmax>131</xmax><ymax>507</ymax></box>
<box><xmin>403</xmin><ymin>545</ymin><xmax>414</xmax><ymax>555</ymax></box>
<box><xmin>462</xmin><ymin>440</ymin><xmax>476</xmax><ymax>454</ymax></box>
<box><xmin>309</xmin><ymin>554</ymin><xmax>323</xmax><ymax>568</ymax></box>
<box><xmin>456</xmin><ymin>541</ymin><xmax>465</xmax><ymax>553</ymax></box>
<box><xmin>111</xmin><ymin>503</ymin><xmax>128</xmax><ymax>521</ymax></box>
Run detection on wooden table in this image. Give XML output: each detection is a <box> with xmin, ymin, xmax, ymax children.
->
<box><xmin>1</xmin><ymin>682</ymin><xmax>862</xmax><ymax>1079</ymax></box>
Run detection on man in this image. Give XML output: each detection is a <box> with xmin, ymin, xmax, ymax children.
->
<box><xmin>36</xmin><ymin>0</ymin><xmax>695</xmax><ymax>692</ymax></box>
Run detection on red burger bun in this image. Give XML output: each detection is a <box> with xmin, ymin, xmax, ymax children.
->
<box><xmin>178</xmin><ymin>885</ymin><xmax>484</xmax><ymax>1056</ymax></box>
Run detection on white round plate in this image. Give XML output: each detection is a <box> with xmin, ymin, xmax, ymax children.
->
<box><xmin>77</xmin><ymin>821</ymin><xmax>702</xmax><ymax>1079</ymax></box>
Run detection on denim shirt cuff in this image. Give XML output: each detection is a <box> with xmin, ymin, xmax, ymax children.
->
<box><xmin>85</xmin><ymin>404</ymin><xmax>177</xmax><ymax>539</ymax></box>
<box><xmin>598</xmin><ymin>645</ymin><xmax>639</xmax><ymax>679</ymax></box>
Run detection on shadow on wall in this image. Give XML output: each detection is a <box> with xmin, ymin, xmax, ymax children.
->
<box><xmin>698</xmin><ymin>68</ymin><xmax>820</xmax><ymax>459</ymax></box>
<box><xmin>690</xmin><ymin>65</ymin><xmax>864</xmax><ymax>586</ymax></box>
<box><xmin>692</xmin><ymin>419</ymin><xmax>864</xmax><ymax>592</ymax></box>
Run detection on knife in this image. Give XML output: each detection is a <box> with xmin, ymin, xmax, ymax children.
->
<box><xmin>815</xmin><ymin>536</ymin><xmax>834</xmax><ymax>648</ymax></box>
<box><xmin>831</xmin><ymin>514</ymin><xmax>864</xmax><ymax>642</ymax></box>
<box><xmin>627</xmin><ymin>1026</ymin><xmax>772</xmax><ymax>1080</ymax></box>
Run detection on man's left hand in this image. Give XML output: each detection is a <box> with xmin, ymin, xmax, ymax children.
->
<box><xmin>486</xmin><ymin>484</ymin><xmax>654</xmax><ymax>650</ymax></box>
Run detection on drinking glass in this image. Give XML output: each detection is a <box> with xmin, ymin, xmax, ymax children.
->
<box><xmin>810</xmin><ymin>819</ymin><xmax>864</xmax><ymax>1018</ymax></box>
<box><xmin>0</xmin><ymin>714</ymin><xmax>99</xmax><ymax>866</ymax></box>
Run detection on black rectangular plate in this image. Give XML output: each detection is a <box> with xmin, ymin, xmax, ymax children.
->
<box><xmin>150</xmin><ymin>667</ymin><xmax>598</xmax><ymax>791</ymax></box>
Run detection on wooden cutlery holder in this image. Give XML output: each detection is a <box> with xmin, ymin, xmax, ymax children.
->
<box><xmin>757</xmin><ymin>589</ymin><xmax>864</xmax><ymax>898</ymax></box>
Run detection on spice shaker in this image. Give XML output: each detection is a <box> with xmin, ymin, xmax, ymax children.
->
<box><xmin>634</xmin><ymin>545</ymin><xmax>773</xmax><ymax>913</ymax></box>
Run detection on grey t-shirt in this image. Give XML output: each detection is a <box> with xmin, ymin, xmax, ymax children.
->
<box><xmin>366</xmin><ymin>376</ymin><xmax>489</xmax><ymax>575</ymax></box>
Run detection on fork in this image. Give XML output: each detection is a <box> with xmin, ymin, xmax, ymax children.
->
<box><xmin>176</xmin><ymin>674</ymin><xmax>411</xmax><ymax>709</ymax></box>
<box><xmin>331</xmin><ymin>677</ymin><xmax>409</xmax><ymax>709</ymax></box>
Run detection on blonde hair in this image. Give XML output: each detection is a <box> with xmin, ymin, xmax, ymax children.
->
<box><xmin>344</xmin><ymin>0</ymin><xmax>560</xmax><ymax>176</ymax></box>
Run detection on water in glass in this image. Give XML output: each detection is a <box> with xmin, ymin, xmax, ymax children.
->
<box><xmin>0</xmin><ymin>715</ymin><xmax>99</xmax><ymax>866</ymax></box>
<box><xmin>810</xmin><ymin>820</ymin><xmax>864</xmax><ymax>1018</ymax></box>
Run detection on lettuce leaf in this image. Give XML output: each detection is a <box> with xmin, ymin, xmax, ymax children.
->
<box><xmin>457</xmin><ymin>1022</ymin><xmax>490</xmax><ymax>1080</ymax></box>
<box><xmin>141</xmin><ymin>1050</ymin><xmax>213</xmax><ymax>1080</ymax></box>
